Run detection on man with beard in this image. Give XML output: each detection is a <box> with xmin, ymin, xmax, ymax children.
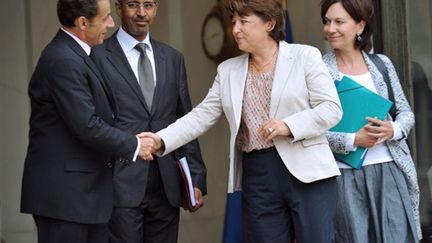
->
<box><xmin>92</xmin><ymin>1</ymin><xmax>207</xmax><ymax>242</ymax></box>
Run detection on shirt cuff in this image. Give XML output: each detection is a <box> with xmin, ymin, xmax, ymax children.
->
<box><xmin>132</xmin><ymin>136</ymin><xmax>140</xmax><ymax>162</ymax></box>
<box><xmin>345</xmin><ymin>133</ymin><xmax>358</xmax><ymax>152</ymax></box>
<box><xmin>391</xmin><ymin>121</ymin><xmax>403</xmax><ymax>140</ymax></box>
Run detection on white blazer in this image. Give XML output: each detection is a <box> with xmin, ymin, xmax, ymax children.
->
<box><xmin>158</xmin><ymin>41</ymin><xmax>342</xmax><ymax>193</ymax></box>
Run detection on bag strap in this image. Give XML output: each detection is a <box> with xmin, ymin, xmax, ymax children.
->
<box><xmin>367</xmin><ymin>53</ymin><xmax>397</xmax><ymax>119</ymax></box>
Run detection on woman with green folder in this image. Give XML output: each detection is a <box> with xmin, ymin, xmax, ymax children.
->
<box><xmin>320</xmin><ymin>0</ymin><xmax>421</xmax><ymax>242</ymax></box>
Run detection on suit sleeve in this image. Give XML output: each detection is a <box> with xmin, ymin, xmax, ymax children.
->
<box><xmin>283</xmin><ymin>47</ymin><xmax>342</xmax><ymax>141</ymax></box>
<box><xmin>175</xmin><ymin>54</ymin><xmax>207</xmax><ymax>195</ymax></box>
<box><xmin>48</xmin><ymin>58</ymin><xmax>137</xmax><ymax>158</ymax></box>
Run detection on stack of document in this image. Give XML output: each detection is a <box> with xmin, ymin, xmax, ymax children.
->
<box><xmin>330</xmin><ymin>76</ymin><xmax>393</xmax><ymax>168</ymax></box>
<box><xmin>178</xmin><ymin>157</ymin><xmax>197</xmax><ymax>209</ymax></box>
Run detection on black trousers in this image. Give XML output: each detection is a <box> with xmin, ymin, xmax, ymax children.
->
<box><xmin>109</xmin><ymin>162</ymin><xmax>180</xmax><ymax>243</ymax></box>
<box><xmin>33</xmin><ymin>215</ymin><xmax>109</xmax><ymax>243</ymax></box>
<box><xmin>242</xmin><ymin>147</ymin><xmax>338</xmax><ymax>243</ymax></box>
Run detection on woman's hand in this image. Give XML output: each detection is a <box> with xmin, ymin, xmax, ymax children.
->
<box><xmin>354</xmin><ymin>124</ymin><xmax>378</xmax><ymax>148</ymax></box>
<box><xmin>364</xmin><ymin>117</ymin><xmax>394</xmax><ymax>144</ymax></box>
<box><xmin>259</xmin><ymin>118</ymin><xmax>291</xmax><ymax>142</ymax></box>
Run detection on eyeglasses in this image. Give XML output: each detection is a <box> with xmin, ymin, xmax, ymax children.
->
<box><xmin>123</xmin><ymin>1</ymin><xmax>157</xmax><ymax>10</ymax></box>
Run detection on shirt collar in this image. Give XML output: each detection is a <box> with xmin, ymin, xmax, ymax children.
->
<box><xmin>117</xmin><ymin>27</ymin><xmax>153</xmax><ymax>53</ymax></box>
<box><xmin>61</xmin><ymin>27</ymin><xmax>91</xmax><ymax>56</ymax></box>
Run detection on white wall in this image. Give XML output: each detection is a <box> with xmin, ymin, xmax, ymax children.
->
<box><xmin>0</xmin><ymin>0</ymin><xmax>37</xmax><ymax>241</ymax></box>
<box><xmin>286</xmin><ymin>0</ymin><xmax>327</xmax><ymax>52</ymax></box>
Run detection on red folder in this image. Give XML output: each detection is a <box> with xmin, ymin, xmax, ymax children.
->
<box><xmin>178</xmin><ymin>157</ymin><xmax>196</xmax><ymax>210</ymax></box>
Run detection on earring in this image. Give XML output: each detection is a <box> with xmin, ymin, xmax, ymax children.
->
<box><xmin>356</xmin><ymin>34</ymin><xmax>363</xmax><ymax>42</ymax></box>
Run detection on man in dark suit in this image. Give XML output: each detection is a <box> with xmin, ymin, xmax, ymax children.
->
<box><xmin>91</xmin><ymin>1</ymin><xmax>207</xmax><ymax>242</ymax></box>
<box><xmin>20</xmin><ymin>0</ymin><xmax>153</xmax><ymax>242</ymax></box>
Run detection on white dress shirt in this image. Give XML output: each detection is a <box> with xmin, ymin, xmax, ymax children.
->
<box><xmin>61</xmin><ymin>28</ymin><xmax>91</xmax><ymax>56</ymax></box>
<box><xmin>116</xmin><ymin>27</ymin><xmax>157</xmax><ymax>85</ymax></box>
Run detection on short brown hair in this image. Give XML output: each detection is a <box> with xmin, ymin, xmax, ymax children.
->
<box><xmin>226</xmin><ymin>0</ymin><xmax>285</xmax><ymax>41</ymax></box>
<box><xmin>320</xmin><ymin>0</ymin><xmax>374</xmax><ymax>51</ymax></box>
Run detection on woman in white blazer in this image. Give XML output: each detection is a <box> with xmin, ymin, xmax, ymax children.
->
<box><xmin>320</xmin><ymin>0</ymin><xmax>421</xmax><ymax>242</ymax></box>
<box><xmin>142</xmin><ymin>0</ymin><xmax>342</xmax><ymax>242</ymax></box>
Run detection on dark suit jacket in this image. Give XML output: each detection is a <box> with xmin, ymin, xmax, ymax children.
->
<box><xmin>92</xmin><ymin>33</ymin><xmax>206</xmax><ymax>207</ymax></box>
<box><xmin>20</xmin><ymin>30</ymin><xmax>137</xmax><ymax>224</ymax></box>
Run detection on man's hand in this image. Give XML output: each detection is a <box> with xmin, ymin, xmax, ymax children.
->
<box><xmin>137</xmin><ymin>132</ymin><xmax>164</xmax><ymax>160</ymax></box>
<box><xmin>138</xmin><ymin>136</ymin><xmax>156</xmax><ymax>161</ymax></box>
<box><xmin>138</xmin><ymin>132</ymin><xmax>163</xmax><ymax>150</ymax></box>
<box><xmin>184</xmin><ymin>188</ymin><xmax>204</xmax><ymax>212</ymax></box>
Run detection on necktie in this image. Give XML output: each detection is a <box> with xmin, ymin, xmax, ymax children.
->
<box><xmin>135</xmin><ymin>43</ymin><xmax>155</xmax><ymax>110</ymax></box>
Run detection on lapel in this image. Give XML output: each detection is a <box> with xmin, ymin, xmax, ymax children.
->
<box><xmin>229</xmin><ymin>55</ymin><xmax>249</xmax><ymax>129</ymax></box>
<box><xmin>269</xmin><ymin>41</ymin><xmax>295</xmax><ymax>117</ymax></box>
<box><xmin>56</xmin><ymin>30</ymin><xmax>111</xmax><ymax>101</ymax></box>
<box><xmin>104</xmin><ymin>35</ymin><xmax>150</xmax><ymax>113</ymax></box>
<box><xmin>325</xmin><ymin>51</ymin><xmax>340</xmax><ymax>81</ymax></box>
<box><xmin>56</xmin><ymin>30</ymin><xmax>104</xmax><ymax>83</ymax></box>
<box><xmin>151</xmin><ymin>39</ymin><xmax>166</xmax><ymax>114</ymax></box>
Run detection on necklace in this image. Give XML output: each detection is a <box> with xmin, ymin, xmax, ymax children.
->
<box><xmin>249</xmin><ymin>47</ymin><xmax>279</xmax><ymax>74</ymax></box>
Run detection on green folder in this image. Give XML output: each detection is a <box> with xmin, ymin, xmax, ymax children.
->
<box><xmin>330</xmin><ymin>76</ymin><xmax>393</xmax><ymax>168</ymax></box>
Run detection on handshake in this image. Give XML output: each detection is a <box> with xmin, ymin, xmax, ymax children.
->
<box><xmin>135</xmin><ymin>132</ymin><xmax>205</xmax><ymax>212</ymax></box>
<box><xmin>137</xmin><ymin>132</ymin><xmax>163</xmax><ymax>161</ymax></box>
